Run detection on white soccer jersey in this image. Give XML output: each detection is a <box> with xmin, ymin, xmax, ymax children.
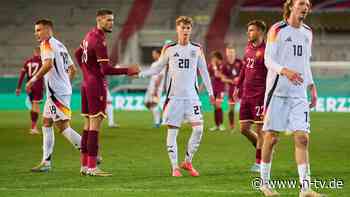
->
<box><xmin>140</xmin><ymin>42</ymin><xmax>213</xmax><ymax>100</ymax></box>
<box><xmin>264</xmin><ymin>21</ymin><xmax>314</xmax><ymax>99</ymax></box>
<box><xmin>40</xmin><ymin>37</ymin><xmax>73</xmax><ymax>97</ymax></box>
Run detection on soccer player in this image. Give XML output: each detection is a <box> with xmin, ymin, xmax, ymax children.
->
<box><xmin>208</xmin><ymin>51</ymin><xmax>226</xmax><ymax>131</ymax></box>
<box><xmin>75</xmin><ymin>9</ymin><xmax>140</xmax><ymax>176</ymax></box>
<box><xmin>139</xmin><ymin>16</ymin><xmax>214</xmax><ymax>177</ymax></box>
<box><xmin>223</xmin><ymin>46</ymin><xmax>243</xmax><ymax>131</ymax></box>
<box><xmin>144</xmin><ymin>49</ymin><xmax>164</xmax><ymax>128</ymax></box>
<box><xmin>16</xmin><ymin>46</ymin><xmax>44</xmax><ymax>134</ymax></box>
<box><xmin>234</xmin><ymin>20</ymin><xmax>267</xmax><ymax>172</ymax></box>
<box><xmin>26</xmin><ymin>19</ymin><xmax>82</xmax><ymax>172</ymax></box>
<box><xmin>259</xmin><ymin>1</ymin><xmax>324</xmax><ymax>196</ymax></box>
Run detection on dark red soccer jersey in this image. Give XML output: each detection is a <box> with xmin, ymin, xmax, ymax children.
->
<box><xmin>17</xmin><ymin>55</ymin><xmax>44</xmax><ymax>92</ymax></box>
<box><xmin>239</xmin><ymin>41</ymin><xmax>267</xmax><ymax>99</ymax></box>
<box><xmin>208</xmin><ymin>63</ymin><xmax>225</xmax><ymax>91</ymax></box>
<box><xmin>223</xmin><ymin>59</ymin><xmax>243</xmax><ymax>86</ymax></box>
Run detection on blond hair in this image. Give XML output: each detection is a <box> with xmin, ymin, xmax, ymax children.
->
<box><xmin>176</xmin><ymin>16</ymin><xmax>193</xmax><ymax>26</ymax></box>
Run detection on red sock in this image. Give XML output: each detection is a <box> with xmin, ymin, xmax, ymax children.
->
<box><xmin>256</xmin><ymin>149</ymin><xmax>262</xmax><ymax>164</ymax></box>
<box><xmin>228</xmin><ymin>110</ymin><xmax>234</xmax><ymax>127</ymax></box>
<box><xmin>214</xmin><ymin>109</ymin><xmax>220</xmax><ymax>126</ymax></box>
<box><xmin>87</xmin><ymin>130</ymin><xmax>99</xmax><ymax>169</ymax></box>
<box><xmin>217</xmin><ymin>108</ymin><xmax>223</xmax><ymax>125</ymax></box>
<box><xmin>30</xmin><ymin>111</ymin><xmax>38</xmax><ymax>129</ymax></box>
<box><xmin>81</xmin><ymin>130</ymin><xmax>89</xmax><ymax>167</ymax></box>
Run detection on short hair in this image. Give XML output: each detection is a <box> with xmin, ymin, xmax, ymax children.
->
<box><xmin>210</xmin><ymin>51</ymin><xmax>223</xmax><ymax>61</ymax></box>
<box><xmin>247</xmin><ymin>20</ymin><xmax>267</xmax><ymax>33</ymax></box>
<box><xmin>96</xmin><ymin>9</ymin><xmax>113</xmax><ymax>17</ymax></box>
<box><xmin>176</xmin><ymin>16</ymin><xmax>193</xmax><ymax>26</ymax></box>
<box><xmin>225</xmin><ymin>44</ymin><xmax>235</xmax><ymax>50</ymax></box>
<box><xmin>153</xmin><ymin>49</ymin><xmax>161</xmax><ymax>54</ymax></box>
<box><xmin>35</xmin><ymin>19</ymin><xmax>53</xmax><ymax>28</ymax></box>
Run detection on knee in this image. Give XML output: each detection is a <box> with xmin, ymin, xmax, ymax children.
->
<box><xmin>56</xmin><ymin>120</ymin><xmax>69</xmax><ymax>133</ymax></box>
<box><xmin>240</xmin><ymin>124</ymin><xmax>250</xmax><ymax>135</ymax></box>
<box><xmin>265</xmin><ymin>133</ymin><xmax>279</xmax><ymax>146</ymax></box>
<box><xmin>295</xmin><ymin>135</ymin><xmax>309</xmax><ymax>147</ymax></box>
<box><xmin>43</xmin><ymin>118</ymin><xmax>53</xmax><ymax>127</ymax></box>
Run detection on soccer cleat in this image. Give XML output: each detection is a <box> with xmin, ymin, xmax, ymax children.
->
<box><xmin>260</xmin><ymin>185</ymin><xmax>279</xmax><ymax>196</ymax></box>
<box><xmin>80</xmin><ymin>166</ymin><xmax>88</xmax><ymax>176</ymax></box>
<box><xmin>219</xmin><ymin>125</ymin><xmax>226</xmax><ymax>131</ymax></box>
<box><xmin>250</xmin><ymin>163</ymin><xmax>261</xmax><ymax>173</ymax></box>
<box><xmin>97</xmin><ymin>156</ymin><xmax>102</xmax><ymax>165</ymax></box>
<box><xmin>29</xmin><ymin>128</ymin><xmax>40</xmax><ymax>135</ymax></box>
<box><xmin>87</xmin><ymin>168</ymin><xmax>112</xmax><ymax>177</ymax></box>
<box><xmin>180</xmin><ymin>161</ymin><xmax>199</xmax><ymax>177</ymax></box>
<box><xmin>31</xmin><ymin>162</ymin><xmax>51</xmax><ymax>172</ymax></box>
<box><xmin>209</xmin><ymin>126</ymin><xmax>218</xmax><ymax>131</ymax></box>
<box><xmin>299</xmin><ymin>189</ymin><xmax>327</xmax><ymax>197</ymax></box>
<box><xmin>172</xmin><ymin>168</ymin><xmax>182</xmax><ymax>177</ymax></box>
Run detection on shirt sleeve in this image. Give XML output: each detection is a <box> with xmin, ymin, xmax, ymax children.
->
<box><xmin>139</xmin><ymin>47</ymin><xmax>169</xmax><ymax>77</ymax></box>
<box><xmin>265</xmin><ymin>27</ymin><xmax>283</xmax><ymax>74</ymax></box>
<box><xmin>17</xmin><ymin>61</ymin><xmax>28</xmax><ymax>89</ymax></box>
<box><xmin>40</xmin><ymin>40</ymin><xmax>54</xmax><ymax>60</ymax></box>
<box><xmin>197</xmin><ymin>49</ymin><xmax>214</xmax><ymax>96</ymax></box>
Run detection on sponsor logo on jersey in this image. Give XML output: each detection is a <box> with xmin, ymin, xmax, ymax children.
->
<box><xmin>174</xmin><ymin>52</ymin><xmax>179</xmax><ymax>57</ymax></box>
<box><xmin>191</xmin><ymin>50</ymin><xmax>196</xmax><ymax>58</ymax></box>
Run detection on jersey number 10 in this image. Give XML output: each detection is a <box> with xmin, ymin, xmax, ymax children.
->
<box><xmin>293</xmin><ymin>45</ymin><xmax>303</xmax><ymax>56</ymax></box>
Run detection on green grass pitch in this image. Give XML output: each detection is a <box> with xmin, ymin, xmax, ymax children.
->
<box><xmin>0</xmin><ymin>111</ymin><xmax>349</xmax><ymax>197</ymax></box>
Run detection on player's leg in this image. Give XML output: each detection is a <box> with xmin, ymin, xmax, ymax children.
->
<box><xmin>163</xmin><ymin>99</ymin><xmax>183</xmax><ymax>177</ymax></box>
<box><xmin>251</xmin><ymin>123</ymin><xmax>264</xmax><ymax>172</ymax></box>
<box><xmin>31</xmin><ymin>115</ymin><xmax>54</xmax><ymax>172</ymax></box>
<box><xmin>29</xmin><ymin>101</ymin><xmax>40</xmax><ymax>134</ymax></box>
<box><xmin>54</xmin><ymin>119</ymin><xmax>81</xmax><ymax>150</ymax></box>
<box><xmin>210</xmin><ymin>91</ymin><xmax>224</xmax><ymax>131</ymax></box>
<box><xmin>228</xmin><ymin>86</ymin><xmax>236</xmax><ymax>130</ymax></box>
<box><xmin>181</xmin><ymin>100</ymin><xmax>203</xmax><ymax>177</ymax></box>
<box><xmin>106</xmin><ymin>90</ymin><xmax>118</xmax><ymax>128</ymax></box>
<box><xmin>239</xmin><ymin>99</ymin><xmax>257</xmax><ymax>147</ymax></box>
<box><xmin>150</xmin><ymin>103</ymin><xmax>162</xmax><ymax>128</ymax></box>
<box><xmin>80</xmin><ymin>116</ymin><xmax>90</xmax><ymax>175</ymax></box>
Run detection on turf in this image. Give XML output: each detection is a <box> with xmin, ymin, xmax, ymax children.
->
<box><xmin>0</xmin><ymin>111</ymin><xmax>349</xmax><ymax>197</ymax></box>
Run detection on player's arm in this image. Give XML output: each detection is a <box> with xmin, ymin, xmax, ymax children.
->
<box><xmin>235</xmin><ymin>63</ymin><xmax>246</xmax><ymax>99</ymax></box>
<box><xmin>153</xmin><ymin>73</ymin><xmax>164</xmax><ymax>96</ymax></box>
<box><xmin>306</xmin><ymin>38</ymin><xmax>317</xmax><ymax>108</ymax></box>
<box><xmin>74</xmin><ymin>46</ymin><xmax>83</xmax><ymax>67</ymax></box>
<box><xmin>197</xmin><ymin>49</ymin><xmax>214</xmax><ymax>104</ymax></box>
<box><xmin>265</xmin><ymin>27</ymin><xmax>303</xmax><ymax>85</ymax></box>
<box><xmin>139</xmin><ymin>46</ymin><xmax>169</xmax><ymax>78</ymax></box>
<box><xmin>66</xmin><ymin>53</ymin><xmax>77</xmax><ymax>81</ymax></box>
<box><xmin>16</xmin><ymin>64</ymin><xmax>27</xmax><ymax>96</ymax></box>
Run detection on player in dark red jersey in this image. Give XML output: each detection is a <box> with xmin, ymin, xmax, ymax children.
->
<box><xmin>16</xmin><ymin>47</ymin><xmax>44</xmax><ymax>134</ymax></box>
<box><xmin>234</xmin><ymin>20</ymin><xmax>268</xmax><ymax>172</ymax></box>
<box><xmin>223</xmin><ymin>46</ymin><xmax>243</xmax><ymax>131</ymax></box>
<box><xmin>208</xmin><ymin>51</ymin><xmax>226</xmax><ymax>131</ymax></box>
<box><xmin>75</xmin><ymin>9</ymin><xmax>140</xmax><ymax>176</ymax></box>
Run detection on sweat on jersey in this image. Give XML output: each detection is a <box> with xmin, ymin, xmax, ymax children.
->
<box><xmin>264</xmin><ymin>21</ymin><xmax>314</xmax><ymax>99</ymax></box>
<box><xmin>140</xmin><ymin>42</ymin><xmax>213</xmax><ymax>100</ymax></box>
<box><xmin>40</xmin><ymin>37</ymin><xmax>73</xmax><ymax>97</ymax></box>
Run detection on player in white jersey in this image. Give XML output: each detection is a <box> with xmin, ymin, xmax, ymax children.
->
<box><xmin>106</xmin><ymin>88</ymin><xmax>119</xmax><ymax>128</ymax></box>
<box><xmin>144</xmin><ymin>49</ymin><xmax>164</xmax><ymax>128</ymax></box>
<box><xmin>26</xmin><ymin>19</ymin><xmax>82</xmax><ymax>172</ymax></box>
<box><xmin>139</xmin><ymin>16</ymin><xmax>215</xmax><ymax>177</ymax></box>
<box><xmin>259</xmin><ymin>1</ymin><xmax>324</xmax><ymax>197</ymax></box>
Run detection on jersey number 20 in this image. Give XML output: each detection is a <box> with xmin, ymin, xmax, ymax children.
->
<box><xmin>179</xmin><ymin>59</ymin><xmax>190</xmax><ymax>69</ymax></box>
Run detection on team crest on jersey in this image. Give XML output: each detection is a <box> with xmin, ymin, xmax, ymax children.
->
<box><xmin>102</xmin><ymin>41</ymin><xmax>107</xmax><ymax>46</ymax></box>
<box><xmin>191</xmin><ymin>50</ymin><xmax>196</xmax><ymax>58</ymax></box>
<box><xmin>232</xmin><ymin>68</ymin><xmax>237</xmax><ymax>76</ymax></box>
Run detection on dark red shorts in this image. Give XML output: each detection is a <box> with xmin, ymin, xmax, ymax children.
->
<box><xmin>239</xmin><ymin>96</ymin><xmax>264</xmax><ymax>123</ymax></box>
<box><xmin>228</xmin><ymin>85</ymin><xmax>238</xmax><ymax>104</ymax></box>
<box><xmin>28</xmin><ymin>88</ymin><xmax>43</xmax><ymax>103</ymax></box>
<box><xmin>81</xmin><ymin>81</ymin><xmax>107</xmax><ymax>118</ymax></box>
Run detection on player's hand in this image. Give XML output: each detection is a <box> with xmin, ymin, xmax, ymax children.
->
<box><xmin>281</xmin><ymin>68</ymin><xmax>303</xmax><ymax>85</ymax></box>
<box><xmin>232</xmin><ymin>88</ymin><xmax>240</xmax><ymax>102</ymax></box>
<box><xmin>233</xmin><ymin>77</ymin><xmax>240</xmax><ymax>85</ymax></box>
<box><xmin>127</xmin><ymin>64</ymin><xmax>140</xmax><ymax>76</ymax></box>
<box><xmin>15</xmin><ymin>88</ymin><xmax>21</xmax><ymax>96</ymax></box>
<box><xmin>209</xmin><ymin>95</ymin><xmax>216</xmax><ymax>105</ymax></box>
<box><xmin>25</xmin><ymin>80</ymin><xmax>34</xmax><ymax>93</ymax></box>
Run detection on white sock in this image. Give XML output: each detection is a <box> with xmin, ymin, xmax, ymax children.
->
<box><xmin>166</xmin><ymin>128</ymin><xmax>178</xmax><ymax>169</ymax></box>
<box><xmin>62</xmin><ymin>127</ymin><xmax>81</xmax><ymax>150</ymax></box>
<box><xmin>298</xmin><ymin>163</ymin><xmax>311</xmax><ymax>191</ymax></box>
<box><xmin>151</xmin><ymin>106</ymin><xmax>161</xmax><ymax>125</ymax></box>
<box><xmin>185</xmin><ymin>125</ymin><xmax>203</xmax><ymax>163</ymax></box>
<box><xmin>107</xmin><ymin>103</ymin><xmax>115</xmax><ymax>126</ymax></box>
<box><xmin>260</xmin><ymin>162</ymin><xmax>272</xmax><ymax>186</ymax></box>
<box><xmin>42</xmin><ymin>127</ymin><xmax>55</xmax><ymax>164</ymax></box>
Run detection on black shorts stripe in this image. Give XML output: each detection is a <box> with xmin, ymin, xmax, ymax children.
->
<box><xmin>265</xmin><ymin>75</ymin><xmax>279</xmax><ymax>110</ymax></box>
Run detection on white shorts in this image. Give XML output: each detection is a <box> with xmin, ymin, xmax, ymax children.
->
<box><xmin>162</xmin><ymin>99</ymin><xmax>203</xmax><ymax>127</ymax></box>
<box><xmin>43</xmin><ymin>95</ymin><xmax>72</xmax><ymax>122</ymax></box>
<box><xmin>263</xmin><ymin>96</ymin><xmax>310</xmax><ymax>133</ymax></box>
